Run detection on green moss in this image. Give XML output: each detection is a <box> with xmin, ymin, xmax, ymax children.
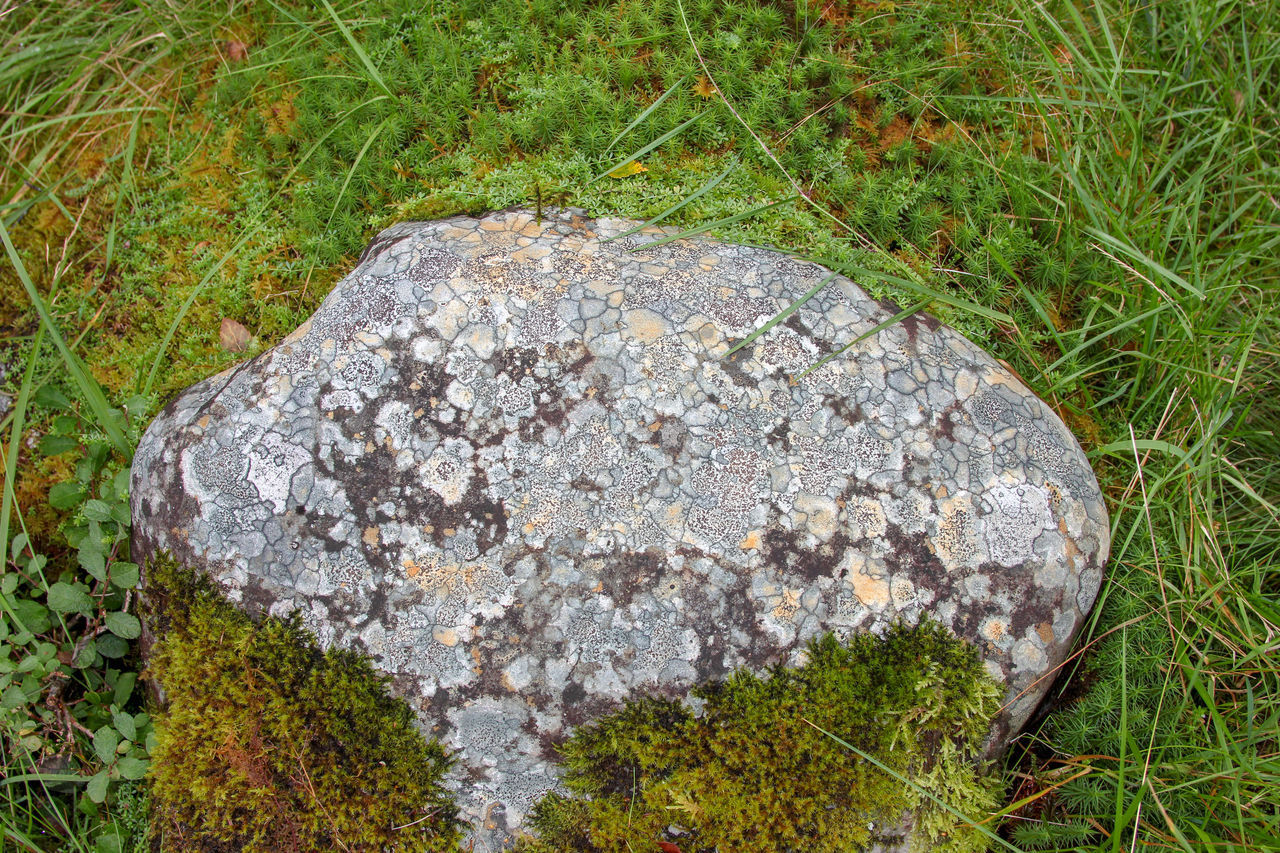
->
<box><xmin>521</xmin><ymin>621</ymin><xmax>1003</xmax><ymax>853</ymax></box>
<box><xmin>143</xmin><ymin>557</ymin><xmax>463</xmax><ymax>852</ymax></box>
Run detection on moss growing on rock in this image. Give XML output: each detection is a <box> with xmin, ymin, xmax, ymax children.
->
<box><xmin>142</xmin><ymin>557</ymin><xmax>1000</xmax><ymax>852</ymax></box>
<box><xmin>143</xmin><ymin>557</ymin><xmax>463</xmax><ymax>852</ymax></box>
<box><xmin>522</xmin><ymin>622</ymin><xmax>1003</xmax><ymax>853</ymax></box>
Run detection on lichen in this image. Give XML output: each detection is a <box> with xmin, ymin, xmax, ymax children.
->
<box><xmin>142</xmin><ymin>556</ymin><xmax>464</xmax><ymax>852</ymax></box>
<box><xmin>520</xmin><ymin>621</ymin><xmax>1003</xmax><ymax>853</ymax></box>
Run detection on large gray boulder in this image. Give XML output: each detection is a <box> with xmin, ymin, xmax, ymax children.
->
<box><xmin>131</xmin><ymin>208</ymin><xmax>1108</xmax><ymax>848</ymax></box>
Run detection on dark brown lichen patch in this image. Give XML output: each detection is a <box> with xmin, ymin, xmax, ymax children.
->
<box><xmin>935</xmin><ymin>399</ymin><xmax>964</xmax><ymax>441</ymax></box>
<box><xmin>764</xmin><ymin>528</ymin><xmax>854</xmax><ymax>582</ymax></box>
<box><xmin>900</xmin><ymin>309</ymin><xmax>942</xmax><ymax>341</ymax></box>
<box><xmin>599</xmin><ymin>549</ymin><xmax>668</xmax><ymax>608</ymax></box>
<box><xmin>716</xmin><ymin>342</ymin><xmax>759</xmax><ymax>388</ymax></box>
<box><xmin>883</xmin><ymin>523</ymin><xmax>949</xmax><ymax>578</ymax></box>
<box><xmin>783</xmin><ymin>314</ymin><xmax>835</xmax><ymax>356</ymax></box>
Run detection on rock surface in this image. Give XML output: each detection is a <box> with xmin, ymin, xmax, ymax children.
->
<box><xmin>131</xmin><ymin>208</ymin><xmax>1108</xmax><ymax>848</ymax></box>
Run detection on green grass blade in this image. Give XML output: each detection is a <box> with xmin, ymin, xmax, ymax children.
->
<box><xmin>722</xmin><ymin>269</ymin><xmax>836</xmax><ymax>359</ymax></box>
<box><xmin>0</xmin><ymin>774</ymin><xmax>90</xmax><ymax>787</ymax></box>
<box><xmin>588</xmin><ymin>112</ymin><xmax>704</xmax><ymax>185</ymax></box>
<box><xmin>601</xmin><ymin>74</ymin><xmax>687</xmax><ymax>157</ymax></box>
<box><xmin>0</xmin><ymin>325</ymin><xmax>44</xmax><ymax>637</ymax></box>
<box><xmin>808</xmin><ymin>256</ymin><xmax>1014</xmax><ymax>324</ymax></box>
<box><xmin>1085</xmin><ymin>226</ymin><xmax>1204</xmax><ymax>299</ymax></box>
<box><xmin>1090</xmin><ymin>438</ymin><xmax>1190</xmax><ymax>462</ymax></box>
<box><xmin>601</xmin><ymin>160</ymin><xmax>736</xmax><ymax>243</ymax></box>
<box><xmin>794</xmin><ymin>299</ymin><xmax>931</xmax><ymax>380</ymax></box>
<box><xmin>629</xmin><ymin>195</ymin><xmax>799</xmax><ymax>252</ymax></box>
<box><xmin>1109</xmin><ymin>625</ymin><xmax>1130</xmax><ymax>853</ymax></box>
<box><xmin>0</xmin><ymin>106</ymin><xmax>160</xmax><ymax>143</ymax></box>
<box><xmin>0</xmin><ymin>222</ymin><xmax>130</xmax><ymax>459</ymax></box>
<box><xmin>324</xmin><ymin>116</ymin><xmax>389</xmax><ymax>230</ymax></box>
<box><xmin>318</xmin><ymin>0</ymin><xmax>393</xmax><ymax>98</ymax></box>
<box><xmin>103</xmin><ymin>111</ymin><xmax>140</xmax><ymax>273</ymax></box>
<box><xmin>803</xmin><ymin>719</ymin><xmax>1024</xmax><ymax>853</ymax></box>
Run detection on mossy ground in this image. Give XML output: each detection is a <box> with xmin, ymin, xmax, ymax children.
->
<box><xmin>4</xmin><ymin>0</ymin><xmax>1089</xmax><ymax>547</ymax></box>
<box><xmin>141</xmin><ymin>557</ymin><xmax>462</xmax><ymax>852</ymax></box>
<box><xmin>520</xmin><ymin>623</ymin><xmax>1002</xmax><ymax>853</ymax></box>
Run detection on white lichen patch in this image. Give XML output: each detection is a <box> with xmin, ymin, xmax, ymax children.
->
<box><xmin>132</xmin><ymin>208</ymin><xmax>1110</xmax><ymax>849</ymax></box>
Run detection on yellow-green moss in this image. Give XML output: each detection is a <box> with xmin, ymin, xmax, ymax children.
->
<box><xmin>143</xmin><ymin>558</ymin><xmax>463</xmax><ymax>852</ymax></box>
<box><xmin>521</xmin><ymin>622</ymin><xmax>1003</xmax><ymax>853</ymax></box>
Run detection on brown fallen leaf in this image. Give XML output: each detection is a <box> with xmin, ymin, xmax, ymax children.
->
<box><xmin>220</xmin><ymin>318</ymin><xmax>252</xmax><ymax>353</ymax></box>
<box><xmin>656</xmin><ymin>843</ymin><xmax>682</xmax><ymax>853</ymax></box>
<box><xmin>226</xmin><ymin>40</ymin><xmax>249</xmax><ymax>62</ymax></box>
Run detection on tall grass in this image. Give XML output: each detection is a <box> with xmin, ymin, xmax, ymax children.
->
<box><xmin>994</xmin><ymin>0</ymin><xmax>1280</xmax><ymax>848</ymax></box>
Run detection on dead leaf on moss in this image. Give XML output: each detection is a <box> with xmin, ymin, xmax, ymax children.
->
<box><xmin>693</xmin><ymin>75</ymin><xmax>717</xmax><ymax>99</ymax></box>
<box><xmin>226</xmin><ymin>41</ymin><xmax>249</xmax><ymax>62</ymax></box>
<box><xmin>607</xmin><ymin>160</ymin><xmax>647</xmax><ymax>179</ymax></box>
<box><xmin>220</xmin><ymin>318</ymin><xmax>251</xmax><ymax>353</ymax></box>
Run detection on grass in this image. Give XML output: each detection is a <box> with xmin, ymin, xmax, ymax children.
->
<box><xmin>1</xmin><ymin>0</ymin><xmax>1276</xmax><ymax>849</ymax></box>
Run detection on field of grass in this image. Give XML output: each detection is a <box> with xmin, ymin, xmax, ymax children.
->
<box><xmin>1</xmin><ymin>0</ymin><xmax>1276</xmax><ymax>850</ymax></box>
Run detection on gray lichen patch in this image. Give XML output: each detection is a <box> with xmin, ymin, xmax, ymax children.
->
<box><xmin>131</xmin><ymin>208</ymin><xmax>1109</xmax><ymax>849</ymax></box>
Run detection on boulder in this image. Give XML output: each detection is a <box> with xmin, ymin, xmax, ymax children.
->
<box><xmin>131</xmin><ymin>208</ymin><xmax>1108</xmax><ymax>847</ymax></box>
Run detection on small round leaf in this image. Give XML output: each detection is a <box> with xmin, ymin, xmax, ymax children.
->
<box><xmin>47</xmin><ymin>582</ymin><xmax>94</xmax><ymax>614</ymax></box>
<box><xmin>93</xmin><ymin>726</ymin><xmax>119</xmax><ymax>764</ymax></box>
<box><xmin>115</xmin><ymin>756</ymin><xmax>148</xmax><ymax>780</ymax></box>
<box><xmin>86</xmin><ymin>769</ymin><xmax>110</xmax><ymax>804</ymax></box>
<box><xmin>104</xmin><ymin>611</ymin><xmax>141</xmax><ymax>640</ymax></box>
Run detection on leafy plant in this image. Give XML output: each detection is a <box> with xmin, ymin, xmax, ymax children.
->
<box><xmin>2</xmin><ymin>382</ymin><xmax>154</xmax><ymax>851</ymax></box>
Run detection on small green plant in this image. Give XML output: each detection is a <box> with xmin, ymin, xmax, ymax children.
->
<box><xmin>522</xmin><ymin>621</ymin><xmax>1002</xmax><ymax>853</ymax></box>
<box><xmin>143</xmin><ymin>557</ymin><xmax>463</xmax><ymax>853</ymax></box>
<box><xmin>1</xmin><ymin>383</ymin><xmax>154</xmax><ymax>851</ymax></box>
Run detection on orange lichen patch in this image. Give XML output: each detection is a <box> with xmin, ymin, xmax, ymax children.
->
<box><xmin>363</xmin><ymin>526</ymin><xmax>381</xmax><ymax>547</ymax></box>
<box><xmin>1059</xmin><ymin>521</ymin><xmax>1083</xmax><ymax>571</ymax></box>
<box><xmin>981</xmin><ymin>617</ymin><xmax>1008</xmax><ymax>643</ymax></box>
<box><xmin>623</xmin><ymin>309</ymin><xmax>670</xmax><ymax>344</ymax></box>
<box><xmin>772</xmin><ymin>587</ymin><xmax>801</xmax><ymax>621</ymax></box>
<box><xmin>845</xmin><ymin>556</ymin><xmax>890</xmax><ymax>609</ymax></box>
<box><xmin>739</xmin><ymin>530</ymin><xmax>763</xmax><ymax>551</ymax></box>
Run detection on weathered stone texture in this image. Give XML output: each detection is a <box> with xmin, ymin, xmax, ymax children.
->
<box><xmin>131</xmin><ymin>208</ymin><xmax>1108</xmax><ymax>847</ymax></box>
